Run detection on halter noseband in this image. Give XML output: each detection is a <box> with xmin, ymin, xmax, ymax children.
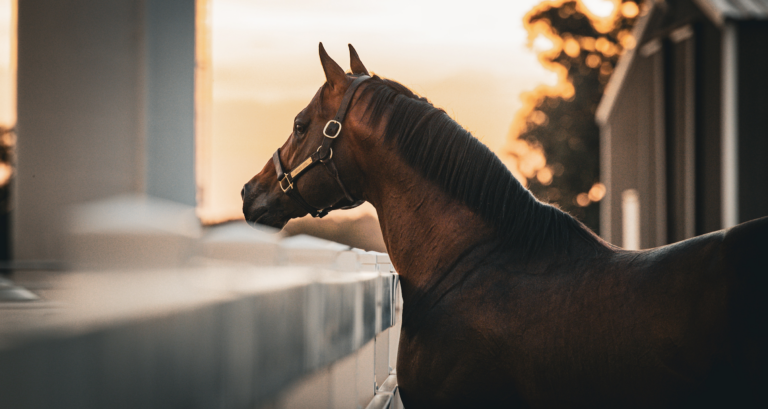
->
<box><xmin>272</xmin><ymin>74</ymin><xmax>370</xmax><ymax>218</ymax></box>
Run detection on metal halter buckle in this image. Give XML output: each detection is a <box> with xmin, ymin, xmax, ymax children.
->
<box><xmin>279</xmin><ymin>176</ymin><xmax>293</xmax><ymax>193</ymax></box>
<box><xmin>323</xmin><ymin>120</ymin><xmax>342</xmax><ymax>138</ymax></box>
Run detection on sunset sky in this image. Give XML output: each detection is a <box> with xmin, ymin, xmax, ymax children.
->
<box><xmin>201</xmin><ymin>0</ymin><xmax>616</xmax><ymax>223</ymax></box>
<box><xmin>0</xmin><ymin>0</ymin><xmax>616</xmax><ymax>222</ymax></box>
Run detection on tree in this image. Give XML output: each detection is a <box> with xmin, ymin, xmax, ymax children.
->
<box><xmin>505</xmin><ymin>0</ymin><xmax>642</xmax><ymax>233</ymax></box>
<box><xmin>0</xmin><ymin>126</ymin><xmax>12</xmax><ymax>262</ymax></box>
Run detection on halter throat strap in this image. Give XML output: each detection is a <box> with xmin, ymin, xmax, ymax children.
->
<box><xmin>273</xmin><ymin>75</ymin><xmax>370</xmax><ymax>218</ymax></box>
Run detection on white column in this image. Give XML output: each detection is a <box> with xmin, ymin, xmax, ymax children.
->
<box><xmin>144</xmin><ymin>0</ymin><xmax>196</xmax><ymax>205</ymax></box>
<box><xmin>15</xmin><ymin>0</ymin><xmax>196</xmax><ymax>261</ymax></box>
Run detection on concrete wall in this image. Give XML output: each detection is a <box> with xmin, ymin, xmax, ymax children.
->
<box><xmin>15</xmin><ymin>0</ymin><xmax>196</xmax><ymax>261</ymax></box>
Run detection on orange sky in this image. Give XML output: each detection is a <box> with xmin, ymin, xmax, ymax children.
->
<box><xmin>0</xmin><ymin>0</ymin><xmax>620</xmax><ymax>222</ymax></box>
<box><xmin>199</xmin><ymin>0</ymin><xmax>618</xmax><ymax>223</ymax></box>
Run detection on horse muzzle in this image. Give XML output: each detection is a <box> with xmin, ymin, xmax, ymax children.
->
<box><xmin>241</xmin><ymin>180</ymin><xmax>295</xmax><ymax>229</ymax></box>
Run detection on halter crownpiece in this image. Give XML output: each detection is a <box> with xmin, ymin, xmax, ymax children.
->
<box><xmin>272</xmin><ymin>74</ymin><xmax>370</xmax><ymax>218</ymax></box>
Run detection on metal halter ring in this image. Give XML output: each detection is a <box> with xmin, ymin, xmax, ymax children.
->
<box><xmin>323</xmin><ymin>120</ymin><xmax>342</xmax><ymax>138</ymax></box>
<box><xmin>317</xmin><ymin>146</ymin><xmax>333</xmax><ymax>161</ymax></box>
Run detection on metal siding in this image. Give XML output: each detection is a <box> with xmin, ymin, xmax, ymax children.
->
<box><xmin>601</xmin><ymin>42</ymin><xmax>672</xmax><ymax>248</ymax></box>
<box><xmin>683</xmin><ymin>34</ymin><xmax>698</xmax><ymax>240</ymax></box>
<box><xmin>665</xmin><ymin>31</ymin><xmax>697</xmax><ymax>243</ymax></box>
<box><xmin>633</xmin><ymin>51</ymin><xmax>670</xmax><ymax>249</ymax></box>
<box><xmin>652</xmin><ymin>50</ymin><xmax>669</xmax><ymax>246</ymax></box>
<box><xmin>636</xmin><ymin>55</ymin><xmax>653</xmax><ymax>249</ymax></box>
<box><xmin>695</xmin><ymin>0</ymin><xmax>768</xmax><ymax>22</ymax></box>
<box><xmin>737</xmin><ymin>21</ymin><xmax>768</xmax><ymax>222</ymax></box>
<box><xmin>600</xmin><ymin>124</ymin><xmax>613</xmax><ymax>243</ymax></box>
<box><xmin>606</xmin><ymin>65</ymin><xmax>642</xmax><ymax>247</ymax></box>
<box><xmin>694</xmin><ymin>20</ymin><xmax>724</xmax><ymax>234</ymax></box>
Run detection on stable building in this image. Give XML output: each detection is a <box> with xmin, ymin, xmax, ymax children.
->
<box><xmin>596</xmin><ymin>0</ymin><xmax>768</xmax><ymax>249</ymax></box>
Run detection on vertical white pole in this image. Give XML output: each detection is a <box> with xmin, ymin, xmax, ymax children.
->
<box><xmin>722</xmin><ymin>22</ymin><xmax>739</xmax><ymax>228</ymax></box>
<box><xmin>622</xmin><ymin>189</ymin><xmax>641</xmax><ymax>250</ymax></box>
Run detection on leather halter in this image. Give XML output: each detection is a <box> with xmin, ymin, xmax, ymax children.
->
<box><xmin>272</xmin><ymin>74</ymin><xmax>370</xmax><ymax>218</ymax></box>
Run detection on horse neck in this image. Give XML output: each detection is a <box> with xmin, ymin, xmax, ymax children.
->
<box><xmin>362</xmin><ymin>154</ymin><xmax>500</xmax><ymax>303</ymax></box>
<box><xmin>360</xmin><ymin>148</ymin><xmax>608</xmax><ymax>306</ymax></box>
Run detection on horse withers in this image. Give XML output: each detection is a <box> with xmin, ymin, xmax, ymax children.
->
<box><xmin>241</xmin><ymin>44</ymin><xmax>767</xmax><ymax>408</ymax></box>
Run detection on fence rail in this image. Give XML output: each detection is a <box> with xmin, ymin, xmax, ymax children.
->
<box><xmin>0</xmin><ymin>196</ymin><xmax>403</xmax><ymax>409</ymax></box>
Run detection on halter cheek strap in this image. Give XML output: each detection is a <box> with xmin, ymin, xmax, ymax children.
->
<box><xmin>273</xmin><ymin>74</ymin><xmax>370</xmax><ymax>218</ymax></box>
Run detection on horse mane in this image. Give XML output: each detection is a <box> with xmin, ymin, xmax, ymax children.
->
<box><xmin>358</xmin><ymin>75</ymin><xmax>599</xmax><ymax>259</ymax></box>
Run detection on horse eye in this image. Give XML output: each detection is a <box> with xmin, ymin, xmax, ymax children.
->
<box><xmin>294</xmin><ymin>123</ymin><xmax>306</xmax><ymax>135</ymax></box>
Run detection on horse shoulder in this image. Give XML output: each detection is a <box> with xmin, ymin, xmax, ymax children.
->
<box><xmin>396</xmin><ymin>294</ymin><xmax>516</xmax><ymax>407</ymax></box>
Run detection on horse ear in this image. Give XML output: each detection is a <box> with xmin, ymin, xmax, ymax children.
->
<box><xmin>319</xmin><ymin>43</ymin><xmax>346</xmax><ymax>90</ymax></box>
<box><xmin>348</xmin><ymin>44</ymin><xmax>369</xmax><ymax>75</ymax></box>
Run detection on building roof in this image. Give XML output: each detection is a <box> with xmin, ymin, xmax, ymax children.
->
<box><xmin>595</xmin><ymin>1</ymin><xmax>663</xmax><ymax>126</ymax></box>
<box><xmin>596</xmin><ymin>0</ymin><xmax>768</xmax><ymax>126</ymax></box>
<box><xmin>694</xmin><ymin>0</ymin><xmax>768</xmax><ymax>25</ymax></box>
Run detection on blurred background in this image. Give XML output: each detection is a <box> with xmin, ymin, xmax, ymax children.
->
<box><xmin>1</xmin><ymin>1</ymin><xmax>766</xmax><ymax>407</ymax></box>
<box><xmin>2</xmin><ymin>0</ymin><xmax>766</xmax><ymax>261</ymax></box>
<box><xmin>0</xmin><ymin>0</ymin><xmax>646</xmax><ymax>256</ymax></box>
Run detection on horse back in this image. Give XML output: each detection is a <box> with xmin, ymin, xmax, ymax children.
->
<box><xmin>722</xmin><ymin>215</ymin><xmax>768</xmax><ymax>283</ymax></box>
<box><xmin>396</xmin><ymin>218</ymin><xmax>767</xmax><ymax>408</ymax></box>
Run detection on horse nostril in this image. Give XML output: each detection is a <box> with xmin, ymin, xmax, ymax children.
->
<box><xmin>241</xmin><ymin>183</ymin><xmax>248</xmax><ymax>200</ymax></box>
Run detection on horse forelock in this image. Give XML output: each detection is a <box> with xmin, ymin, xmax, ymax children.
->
<box><xmin>357</xmin><ymin>76</ymin><xmax>599</xmax><ymax>260</ymax></box>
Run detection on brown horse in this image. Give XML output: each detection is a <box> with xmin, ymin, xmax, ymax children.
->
<box><xmin>242</xmin><ymin>44</ymin><xmax>767</xmax><ymax>408</ymax></box>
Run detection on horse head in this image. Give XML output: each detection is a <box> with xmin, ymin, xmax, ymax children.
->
<box><xmin>241</xmin><ymin>43</ymin><xmax>373</xmax><ymax>229</ymax></box>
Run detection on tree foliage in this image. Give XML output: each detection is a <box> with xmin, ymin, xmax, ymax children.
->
<box><xmin>0</xmin><ymin>127</ymin><xmax>12</xmax><ymax>261</ymax></box>
<box><xmin>513</xmin><ymin>0</ymin><xmax>641</xmax><ymax>233</ymax></box>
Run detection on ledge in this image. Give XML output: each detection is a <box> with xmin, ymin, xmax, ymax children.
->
<box><xmin>0</xmin><ymin>266</ymin><xmax>399</xmax><ymax>408</ymax></box>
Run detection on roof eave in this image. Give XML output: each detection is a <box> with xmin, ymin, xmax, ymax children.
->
<box><xmin>692</xmin><ymin>0</ymin><xmax>727</xmax><ymax>26</ymax></box>
<box><xmin>595</xmin><ymin>2</ymin><xmax>664</xmax><ymax>127</ymax></box>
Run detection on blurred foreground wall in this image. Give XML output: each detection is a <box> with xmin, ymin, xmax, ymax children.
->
<box><xmin>6</xmin><ymin>3</ymin><xmax>406</xmax><ymax>408</ymax></box>
<box><xmin>2</xmin><ymin>203</ymin><xmax>403</xmax><ymax>408</ymax></box>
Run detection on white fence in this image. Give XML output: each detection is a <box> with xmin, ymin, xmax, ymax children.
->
<box><xmin>0</xmin><ymin>195</ymin><xmax>403</xmax><ymax>409</ymax></box>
